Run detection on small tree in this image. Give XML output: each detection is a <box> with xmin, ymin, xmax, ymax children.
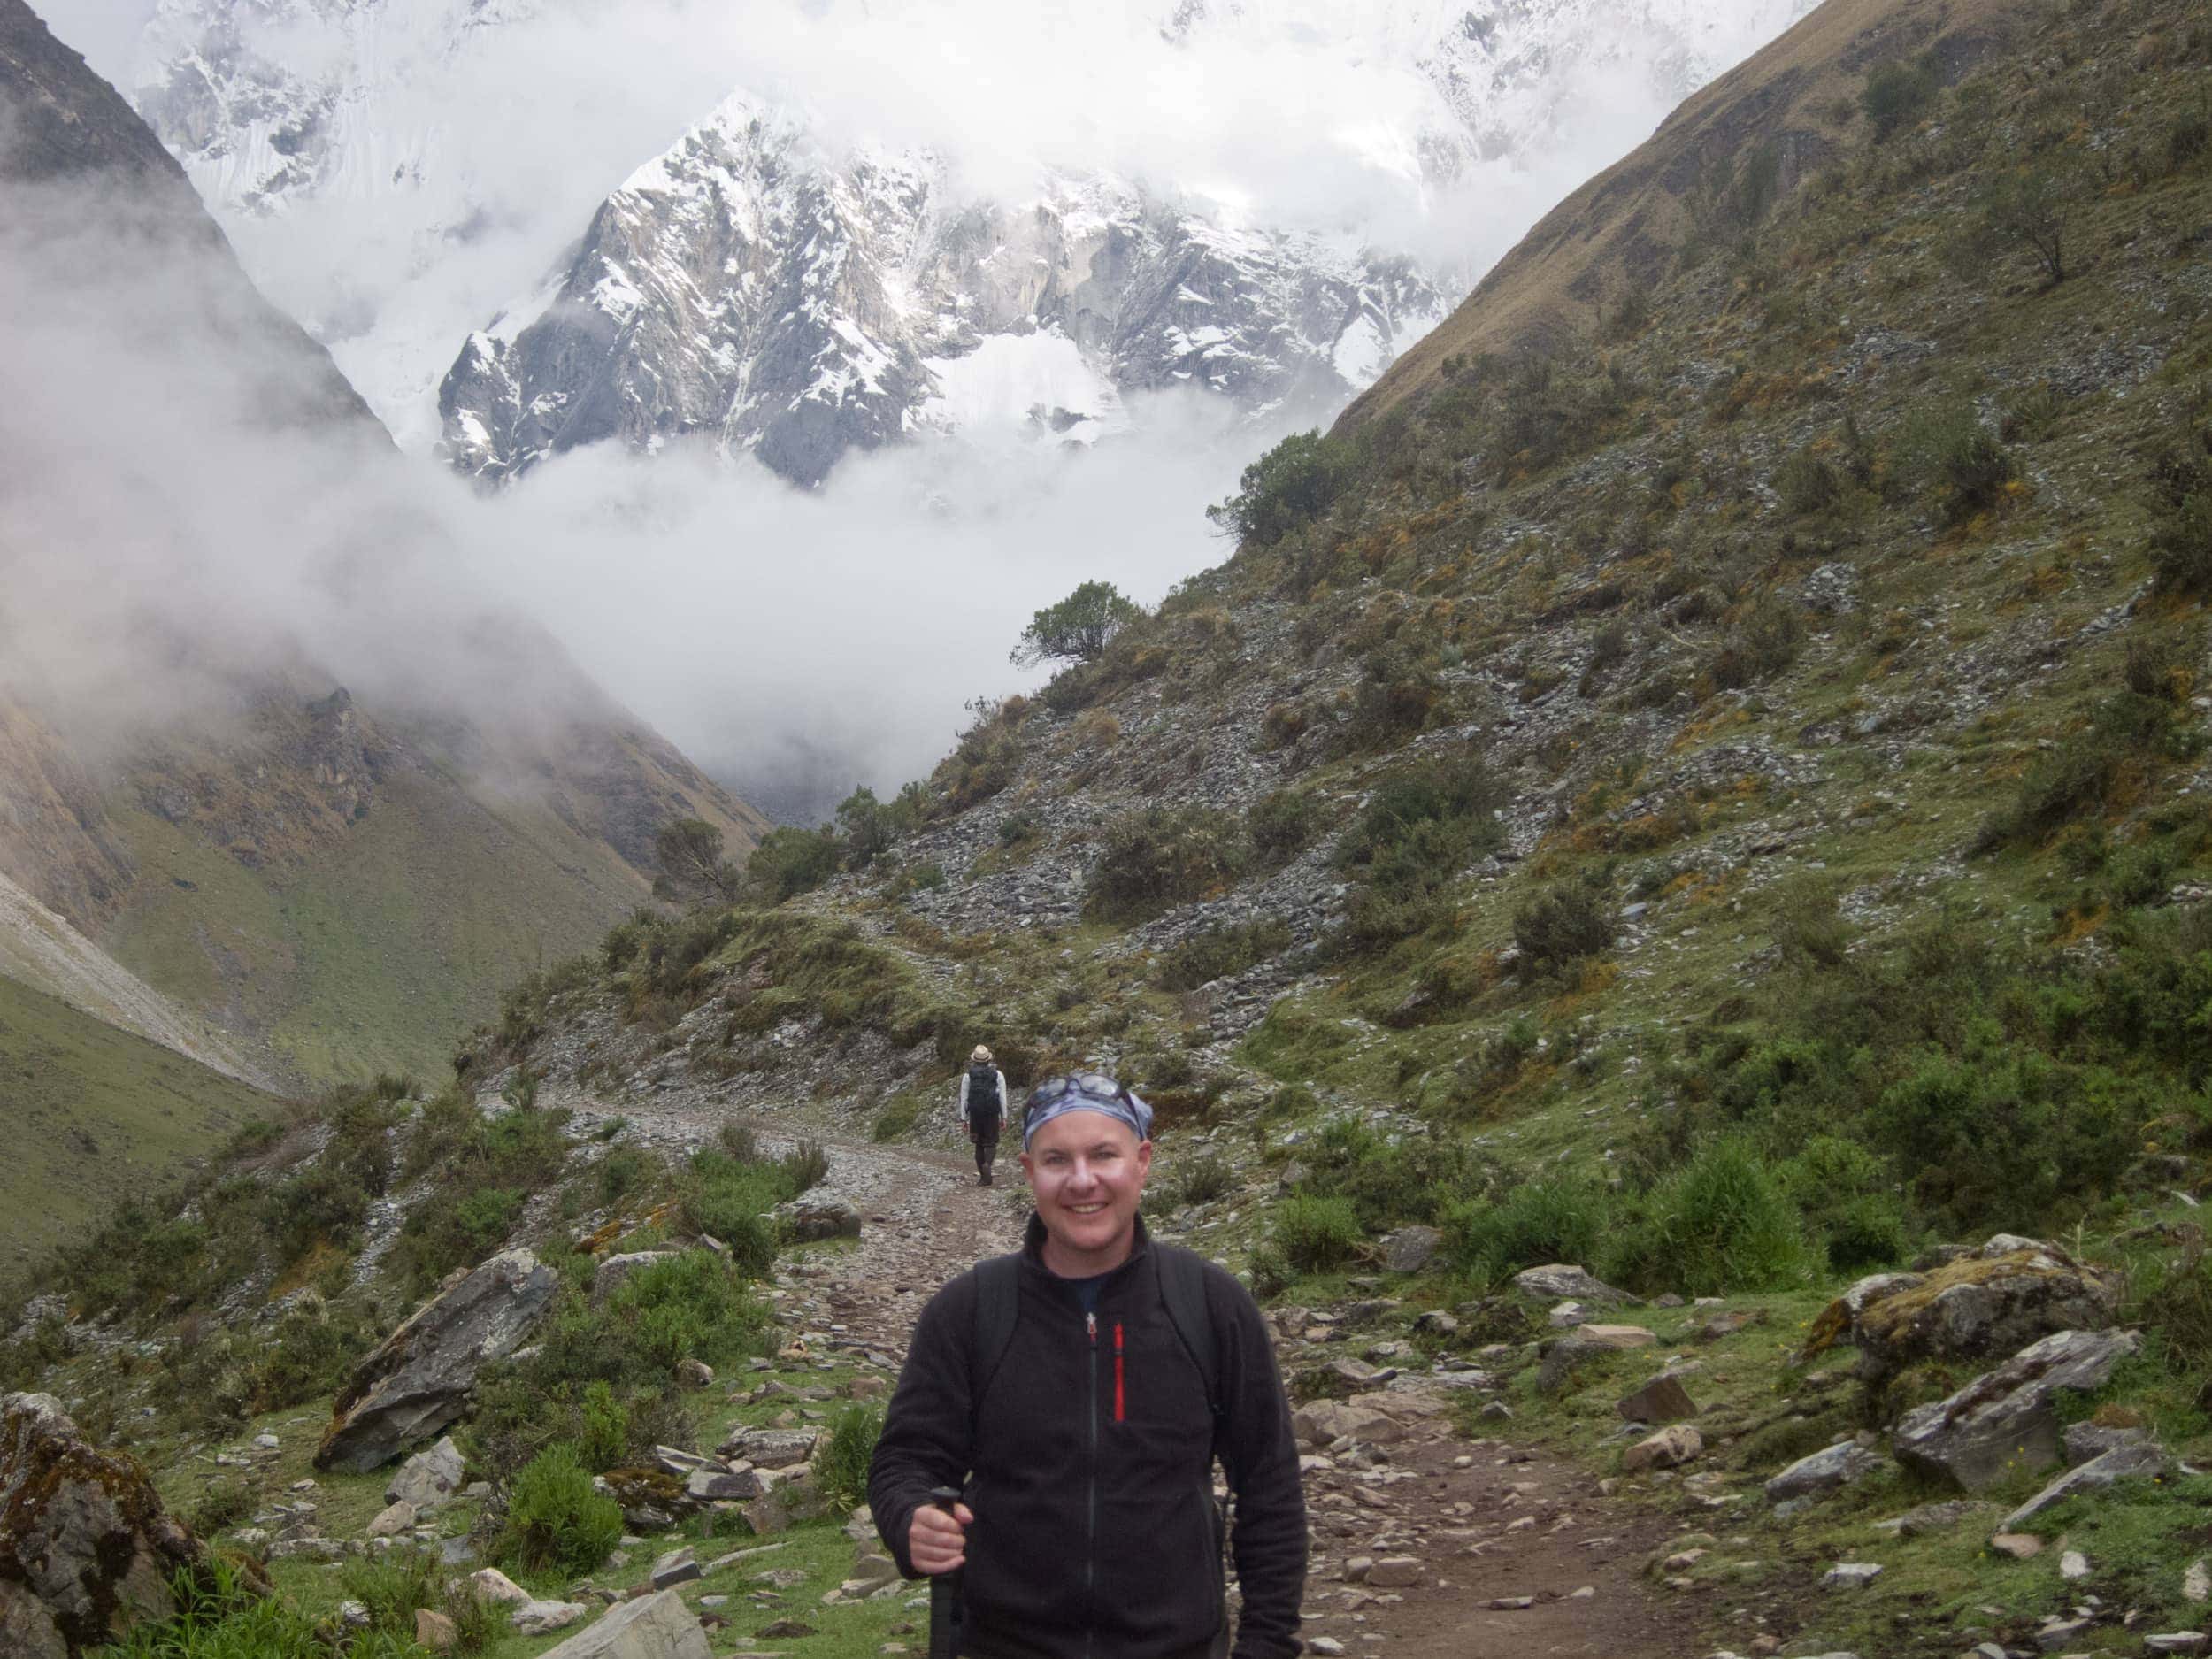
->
<box><xmin>1978</xmin><ymin>166</ymin><xmax>2069</xmax><ymax>285</ymax></box>
<box><xmin>1206</xmin><ymin>428</ymin><xmax>1359</xmax><ymax>545</ymax></box>
<box><xmin>1010</xmin><ymin>581</ymin><xmax>1144</xmax><ymax>668</ymax></box>
<box><xmin>652</xmin><ymin>818</ymin><xmax>739</xmax><ymax>907</ymax></box>
<box><xmin>742</xmin><ymin>826</ymin><xmax>841</xmax><ymax>905</ymax></box>
<box><xmin>1860</xmin><ymin>53</ymin><xmax>1939</xmax><ymax>142</ymax></box>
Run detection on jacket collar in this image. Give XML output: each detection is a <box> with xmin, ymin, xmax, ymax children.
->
<box><xmin>1019</xmin><ymin>1209</ymin><xmax>1153</xmax><ymax>1288</ymax></box>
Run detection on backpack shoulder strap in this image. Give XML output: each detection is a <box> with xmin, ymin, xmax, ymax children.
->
<box><xmin>969</xmin><ymin>1252</ymin><xmax>1023</xmax><ymax>1418</ymax></box>
<box><xmin>1154</xmin><ymin>1243</ymin><xmax>1225</xmax><ymax>1444</ymax></box>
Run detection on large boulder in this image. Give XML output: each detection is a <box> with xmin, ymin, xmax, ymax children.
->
<box><xmin>317</xmin><ymin>1248</ymin><xmax>558</xmax><ymax>1473</ymax></box>
<box><xmin>716</xmin><ymin>1427</ymin><xmax>818</xmax><ymax>1470</ymax></box>
<box><xmin>1</xmin><ymin>1394</ymin><xmax>213</xmax><ymax>1659</ymax></box>
<box><xmin>1892</xmin><ymin>1328</ymin><xmax>2140</xmax><ymax>1492</ymax></box>
<box><xmin>1765</xmin><ymin>1441</ymin><xmax>1883</xmax><ymax>1505</ymax></box>
<box><xmin>1802</xmin><ymin>1237</ymin><xmax>2121</xmax><ymax>1381</ymax></box>
<box><xmin>1379</xmin><ymin>1227</ymin><xmax>1442</xmax><ymax>1274</ymax></box>
<box><xmin>386</xmin><ymin>1436</ymin><xmax>466</xmax><ymax>1510</ymax></box>
<box><xmin>1514</xmin><ymin>1265</ymin><xmax>1631</xmax><ymax>1305</ymax></box>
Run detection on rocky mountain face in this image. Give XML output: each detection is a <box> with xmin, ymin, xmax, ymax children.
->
<box><xmin>0</xmin><ymin>1</ymin><xmax>771</xmax><ymax>1090</ymax></box>
<box><xmin>125</xmin><ymin>0</ymin><xmax>1815</xmax><ymax>475</ymax></box>
<box><xmin>436</xmin><ymin>102</ymin><xmax>1448</xmax><ymax>487</ymax></box>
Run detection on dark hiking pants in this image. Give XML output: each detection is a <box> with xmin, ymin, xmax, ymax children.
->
<box><xmin>972</xmin><ymin>1125</ymin><xmax>1000</xmax><ymax>1179</ymax></box>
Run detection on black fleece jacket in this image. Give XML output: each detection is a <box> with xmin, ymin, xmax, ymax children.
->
<box><xmin>868</xmin><ymin>1214</ymin><xmax>1306</xmax><ymax>1659</ymax></box>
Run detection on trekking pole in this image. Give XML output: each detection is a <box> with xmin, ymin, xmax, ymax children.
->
<box><xmin>927</xmin><ymin>1485</ymin><xmax>964</xmax><ymax>1659</ymax></box>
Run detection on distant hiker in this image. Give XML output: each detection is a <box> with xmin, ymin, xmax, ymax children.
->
<box><xmin>959</xmin><ymin>1045</ymin><xmax>1009</xmax><ymax>1187</ymax></box>
<box><xmin>871</xmin><ymin>1072</ymin><xmax>1306</xmax><ymax>1659</ymax></box>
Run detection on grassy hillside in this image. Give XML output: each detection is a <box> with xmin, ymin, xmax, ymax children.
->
<box><xmin>0</xmin><ymin>970</ymin><xmax>280</xmax><ymax>1271</ymax></box>
<box><xmin>104</xmin><ymin>768</ymin><xmax>654</xmax><ymax>1087</ymax></box>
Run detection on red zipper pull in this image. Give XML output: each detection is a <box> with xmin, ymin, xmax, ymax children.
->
<box><xmin>1113</xmin><ymin>1322</ymin><xmax>1125</xmax><ymax>1423</ymax></box>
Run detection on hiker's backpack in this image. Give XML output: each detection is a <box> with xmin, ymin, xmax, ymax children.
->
<box><xmin>968</xmin><ymin>1245</ymin><xmax>1225</xmax><ymax>1457</ymax></box>
<box><xmin>965</xmin><ymin>1062</ymin><xmax>999</xmax><ymax>1119</ymax></box>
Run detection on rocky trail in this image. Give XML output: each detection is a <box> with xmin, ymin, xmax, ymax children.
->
<box><xmin>584</xmin><ymin>1093</ymin><xmax>1713</xmax><ymax>1659</ymax></box>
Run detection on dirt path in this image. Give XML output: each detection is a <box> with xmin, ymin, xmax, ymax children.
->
<box><xmin>573</xmin><ymin>1093</ymin><xmax>1708</xmax><ymax>1659</ymax></box>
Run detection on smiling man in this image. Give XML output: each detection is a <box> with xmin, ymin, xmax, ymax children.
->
<box><xmin>869</xmin><ymin>1072</ymin><xmax>1306</xmax><ymax>1659</ymax></box>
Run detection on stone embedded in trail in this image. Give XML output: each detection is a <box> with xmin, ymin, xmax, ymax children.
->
<box><xmin>1892</xmin><ymin>1328</ymin><xmax>2140</xmax><ymax>1491</ymax></box>
<box><xmin>0</xmin><ymin>1393</ymin><xmax>213</xmax><ymax>1659</ymax></box>
<box><xmin>1364</xmin><ymin>1558</ymin><xmax>1423</xmax><ymax>1588</ymax></box>
<box><xmin>776</xmin><ymin>1195</ymin><xmax>862</xmax><ymax>1241</ymax></box>
<box><xmin>538</xmin><ymin>1590</ymin><xmax>713</xmax><ymax>1659</ymax></box>
<box><xmin>1803</xmin><ymin>1236</ymin><xmax>2121</xmax><ymax>1381</ymax></box>
<box><xmin>1292</xmin><ymin>1400</ymin><xmax>1400</xmax><ymax>1448</ymax></box>
<box><xmin>318</xmin><ymin>1248</ymin><xmax>559</xmax><ymax>1473</ymax></box>
<box><xmin>1764</xmin><ymin>1441</ymin><xmax>1882</xmax><ymax>1505</ymax></box>
<box><xmin>1380</xmin><ymin>1227</ymin><xmax>1441</xmax><ymax>1274</ymax></box>
<box><xmin>387</xmin><ymin>1436</ymin><xmax>466</xmax><ymax>1510</ymax></box>
<box><xmin>1514</xmin><ymin>1265</ymin><xmax>1630</xmax><ymax>1305</ymax></box>
<box><xmin>1616</xmin><ymin>1372</ymin><xmax>1698</xmax><ymax>1425</ymax></box>
<box><xmin>1621</xmin><ymin>1425</ymin><xmax>1701</xmax><ymax>1474</ymax></box>
<box><xmin>2004</xmin><ymin>1438</ymin><xmax>2173</xmax><ymax>1529</ymax></box>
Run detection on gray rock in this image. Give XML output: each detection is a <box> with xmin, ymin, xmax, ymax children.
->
<box><xmin>1621</xmin><ymin>1425</ymin><xmax>1701</xmax><ymax>1473</ymax></box>
<box><xmin>1765</xmin><ymin>1441</ymin><xmax>1883</xmax><ymax>1505</ymax></box>
<box><xmin>0</xmin><ymin>1394</ymin><xmax>206</xmax><ymax>1659</ymax></box>
<box><xmin>1819</xmin><ymin>1563</ymin><xmax>1882</xmax><ymax>1588</ymax></box>
<box><xmin>2005</xmin><ymin>1438</ymin><xmax>2173</xmax><ymax>1528</ymax></box>
<box><xmin>365</xmin><ymin>1500</ymin><xmax>417</xmax><ymax>1539</ymax></box>
<box><xmin>1818</xmin><ymin>1237</ymin><xmax>2121</xmax><ymax>1381</ymax></box>
<box><xmin>1364</xmin><ymin>1557</ymin><xmax>1423</xmax><ymax>1587</ymax></box>
<box><xmin>718</xmin><ymin>1427</ymin><xmax>818</xmax><ymax>1470</ymax></box>
<box><xmin>1514</xmin><ymin>1264</ymin><xmax>1629</xmax><ymax>1304</ymax></box>
<box><xmin>511</xmin><ymin>1600</ymin><xmax>588</xmax><ymax>1636</ymax></box>
<box><xmin>775</xmin><ymin>1196</ymin><xmax>863</xmax><ymax>1242</ymax></box>
<box><xmin>2034</xmin><ymin>1616</ymin><xmax>2096</xmax><ymax>1649</ymax></box>
<box><xmin>1616</xmin><ymin>1373</ymin><xmax>1698</xmax><ymax>1425</ymax></box>
<box><xmin>1380</xmin><ymin>1227</ymin><xmax>1441</xmax><ymax>1274</ymax></box>
<box><xmin>2146</xmin><ymin>1635</ymin><xmax>2209</xmax><ymax>1655</ymax></box>
<box><xmin>649</xmin><ymin>1548</ymin><xmax>701</xmax><ymax>1589</ymax></box>
<box><xmin>387</xmin><ymin>1436</ymin><xmax>466</xmax><ymax>1510</ymax></box>
<box><xmin>686</xmin><ymin>1468</ymin><xmax>770</xmax><ymax>1502</ymax></box>
<box><xmin>1411</xmin><ymin>1310</ymin><xmax>1458</xmax><ymax>1337</ymax></box>
<box><xmin>1893</xmin><ymin>1328</ymin><xmax>2140</xmax><ymax>1491</ymax></box>
<box><xmin>2062</xmin><ymin>1421</ymin><xmax>2150</xmax><ymax>1465</ymax></box>
<box><xmin>317</xmin><ymin>1249</ymin><xmax>559</xmax><ymax>1473</ymax></box>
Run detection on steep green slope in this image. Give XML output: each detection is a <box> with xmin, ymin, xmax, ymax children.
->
<box><xmin>0</xmin><ymin>970</ymin><xmax>280</xmax><ymax>1271</ymax></box>
<box><xmin>105</xmin><ymin>767</ymin><xmax>654</xmax><ymax>1086</ymax></box>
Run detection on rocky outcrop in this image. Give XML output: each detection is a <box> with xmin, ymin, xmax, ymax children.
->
<box><xmin>1802</xmin><ymin>1237</ymin><xmax>2122</xmax><ymax>1381</ymax></box>
<box><xmin>317</xmin><ymin>1249</ymin><xmax>558</xmax><ymax>1473</ymax></box>
<box><xmin>0</xmin><ymin>1394</ymin><xmax>211</xmax><ymax>1659</ymax></box>
<box><xmin>1514</xmin><ymin>1264</ymin><xmax>1632</xmax><ymax>1304</ymax></box>
<box><xmin>775</xmin><ymin>1195</ymin><xmax>862</xmax><ymax>1243</ymax></box>
<box><xmin>536</xmin><ymin>1588</ymin><xmax>712</xmax><ymax>1659</ymax></box>
<box><xmin>386</xmin><ymin>1436</ymin><xmax>466</xmax><ymax>1511</ymax></box>
<box><xmin>1892</xmin><ymin>1328</ymin><xmax>2140</xmax><ymax>1492</ymax></box>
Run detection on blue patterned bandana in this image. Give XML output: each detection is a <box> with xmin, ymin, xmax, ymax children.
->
<box><xmin>1021</xmin><ymin>1073</ymin><xmax>1153</xmax><ymax>1148</ymax></box>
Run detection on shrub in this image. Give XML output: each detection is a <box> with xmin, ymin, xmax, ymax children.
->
<box><xmin>338</xmin><ymin>1548</ymin><xmax>443</xmax><ymax>1640</ymax></box>
<box><xmin>745</xmin><ymin>826</ymin><xmax>842</xmax><ymax>905</ymax></box>
<box><xmin>1335</xmin><ymin>760</ymin><xmax>1507</xmax><ymax>946</ymax></box>
<box><xmin>1776</xmin><ymin>449</ymin><xmax>1841</xmax><ymax>515</ymax></box>
<box><xmin>95</xmin><ymin>1557</ymin><xmax>393</xmax><ymax>1659</ymax></box>
<box><xmin>2147</xmin><ymin>442</ymin><xmax>2212</xmax><ymax>596</ymax></box>
<box><xmin>1901</xmin><ymin>404</ymin><xmax>2016</xmax><ymax>526</ymax></box>
<box><xmin>1272</xmin><ymin>1195</ymin><xmax>1363</xmax><ymax>1274</ymax></box>
<box><xmin>1602</xmin><ymin>1139</ymin><xmax>1812</xmax><ymax>1297</ymax></box>
<box><xmin>816</xmin><ymin>1403</ymin><xmax>884</xmax><ymax>1513</ymax></box>
<box><xmin>1778</xmin><ymin>1135</ymin><xmax>1909</xmax><ymax>1271</ymax></box>
<box><xmin>1861</xmin><ymin>53</ymin><xmax>1939</xmax><ymax>142</ymax></box>
<box><xmin>576</xmin><ymin>1379</ymin><xmax>630</xmax><ymax>1471</ymax></box>
<box><xmin>1707</xmin><ymin>595</ymin><xmax>1804</xmax><ymax>690</ymax></box>
<box><xmin>1156</xmin><ymin>918</ymin><xmax>1294</xmax><ymax>991</ymax></box>
<box><xmin>1512</xmin><ymin>878</ymin><xmax>1617</xmax><ymax>979</ymax></box>
<box><xmin>1173</xmin><ymin>1155</ymin><xmax>1235</xmax><ymax>1207</ymax></box>
<box><xmin>1208</xmin><ymin>428</ymin><xmax>1363</xmax><ymax>545</ymax></box>
<box><xmin>1975</xmin><ymin>693</ymin><xmax>2182</xmax><ymax>850</ymax></box>
<box><xmin>1247</xmin><ymin>790</ymin><xmax>1317</xmax><ymax>866</ymax></box>
<box><xmin>1770</xmin><ymin>878</ymin><xmax>1850</xmax><ymax>967</ymax></box>
<box><xmin>388</xmin><ymin>1186</ymin><xmax>526</xmax><ymax>1293</ymax></box>
<box><xmin>781</xmin><ymin>1137</ymin><xmax>830</xmax><ymax>1194</ymax></box>
<box><xmin>1087</xmin><ymin>807</ymin><xmax>1247</xmax><ymax>921</ymax></box>
<box><xmin>1976</xmin><ymin>166</ymin><xmax>2070</xmax><ymax>285</ymax></box>
<box><xmin>652</xmin><ymin>818</ymin><xmax>740</xmax><ymax>907</ymax></box>
<box><xmin>1011</xmin><ymin>580</ymin><xmax>1146</xmax><ymax>667</ymax></box>
<box><xmin>676</xmin><ymin>1154</ymin><xmax>787</xmax><ymax>1272</ymax></box>
<box><xmin>1443</xmin><ymin>1178</ymin><xmax>1607</xmax><ymax>1286</ymax></box>
<box><xmin>498</xmin><ymin>1443</ymin><xmax>625</xmax><ymax>1577</ymax></box>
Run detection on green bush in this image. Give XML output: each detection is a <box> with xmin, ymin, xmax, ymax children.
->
<box><xmin>93</xmin><ymin>1556</ymin><xmax>414</xmax><ymax>1659</ymax></box>
<box><xmin>1776</xmin><ymin>449</ymin><xmax>1841</xmax><ymax>515</ymax></box>
<box><xmin>1272</xmin><ymin>1194</ymin><xmax>1363</xmax><ymax>1274</ymax></box>
<box><xmin>679</xmin><ymin>1149</ymin><xmax>791</xmax><ymax>1271</ymax></box>
<box><xmin>1335</xmin><ymin>760</ymin><xmax>1506</xmax><ymax>946</ymax></box>
<box><xmin>338</xmin><ymin>1548</ymin><xmax>442</xmax><ymax>1640</ymax></box>
<box><xmin>780</xmin><ymin>1138</ymin><xmax>830</xmax><ymax>1194</ymax></box>
<box><xmin>1207</xmin><ymin>428</ymin><xmax>1363</xmax><ymax>545</ymax></box>
<box><xmin>1247</xmin><ymin>790</ymin><xmax>1318</xmax><ymax>866</ymax></box>
<box><xmin>816</xmin><ymin>1403</ymin><xmax>885</xmax><ymax>1513</ymax></box>
<box><xmin>1770</xmin><ymin>878</ymin><xmax>1850</xmax><ymax>968</ymax></box>
<box><xmin>1011</xmin><ymin>581</ymin><xmax>1146</xmax><ymax>667</ymax></box>
<box><xmin>1861</xmin><ymin>53</ymin><xmax>1939</xmax><ymax>141</ymax></box>
<box><xmin>1173</xmin><ymin>1155</ymin><xmax>1235</xmax><ymax>1207</ymax></box>
<box><xmin>745</xmin><ymin>826</ymin><xmax>842</xmax><ymax>905</ymax></box>
<box><xmin>1156</xmin><ymin>918</ymin><xmax>1294</xmax><ymax>991</ymax></box>
<box><xmin>1707</xmin><ymin>595</ymin><xmax>1805</xmax><ymax>690</ymax></box>
<box><xmin>576</xmin><ymin>1379</ymin><xmax>631</xmax><ymax>1471</ymax></box>
<box><xmin>1900</xmin><ymin>403</ymin><xmax>2016</xmax><ymax>525</ymax></box>
<box><xmin>1512</xmin><ymin>878</ymin><xmax>1617</xmax><ymax>979</ymax></box>
<box><xmin>1778</xmin><ymin>1135</ymin><xmax>1909</xmax><ymax>1271</ymax></box>
<box><xmin>1444</xmin><ymin>1178</ymin><xmax>1607</xmax><ymax>1286</ymax></box>
<box><xmin>498</xmin><ymin>1443</ymin><xmax>625</xmax><ymax>1577</ymax></box>
<box><xmin>1976</xmin><ymin>693</ymin><xmax>2184</xmax><ymax>851</ymax></box>
<box><xmin>1603</xmin><ymin>1139</ymin><xmax>1812</xmax><ymax>1297</ymax></box>
<box><xmin>2147</xmin><ymin>438</ymin><xmax>2212</xmax><ymax>596</ymax></box>
<box><xmin>1087</xmin><ymin>806</ymin><xmax>1247</xmax><ymax>921</ymax></box>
